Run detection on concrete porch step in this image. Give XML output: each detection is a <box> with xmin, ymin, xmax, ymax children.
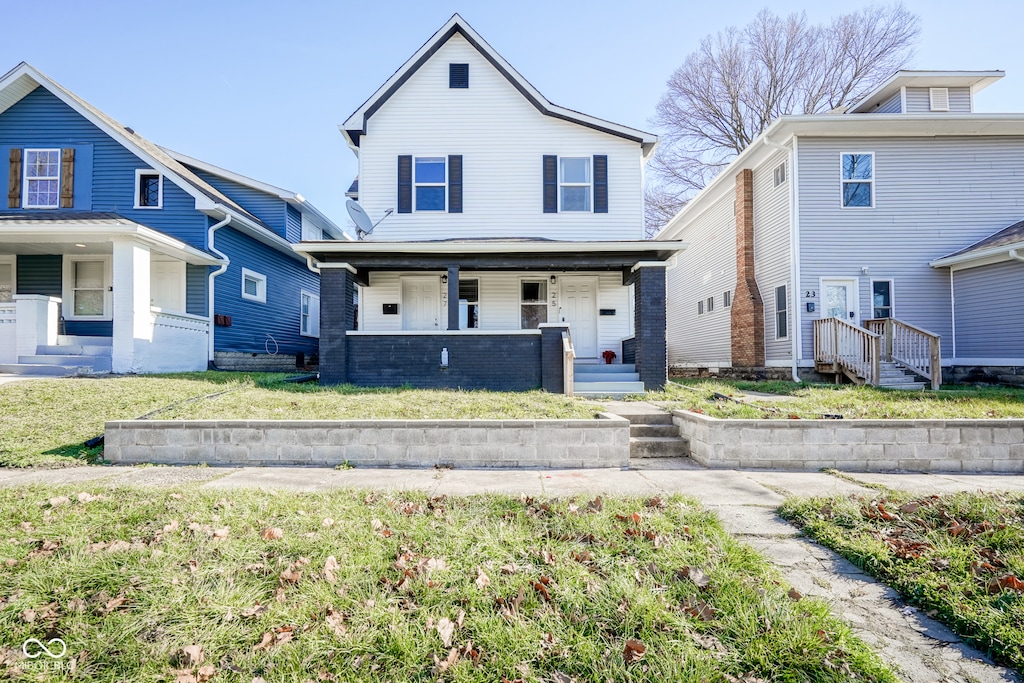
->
<box><xmin>37</xmin><ymin>344</ymin><xmax>112</xmax><ymax>357</ymax></box>
<box><xmin>18</xmin><ymin>355</ymin><xmax>112</xmax><ymax>373</ymax></box>
<box><xmin>0</xmin><ymin>363</ymin><xmax>94</xmax><ymax>377</ymax></box>
<box><xmin>57</xmin><ymin>335</ymin><xmax>112</xmax><ymax>346</ymax></box>
<box><xmin>574</xmin><ymin>363</ymin><xmax>635</xmax><ymax>373</ymax></box>
<box><xmin>630</xmin><ymin>436</ymin><xmax>690</xmax><ymax>458</ymax></box>
<box><xmin>574</xmin><ymin>380</ymin><xmax>646</xmax><ymax>395</ymax></box>
<box><xmin>575</xmin><ymin>372</ymin><xmax>640</xmax><ymax>383</ymax></box>
<box><xmin>878</xmin><ymin>382</ymin><xmax>926</xmax><ymax>390</ymax></box>
<box><xmin>630</xmin><ymin>423</ymin><xmax>679</xmax><ymax>438</ymax></box>
<box><xmin>576</xmin><ymin>391</ymin><xmax>643</xmax><ymax>399</ymax></box>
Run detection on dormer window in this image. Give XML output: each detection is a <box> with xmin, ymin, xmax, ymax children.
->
<box><xmin>929</xmin><ymin>87</ymin><xmax>949</xmax><ymax>112</ymax></box>
<box><xmin>134</xmin><ymin>170</ymin><xmax>162</xmax><ymax>209</ymax></box>
<box><xmin>449</xmin><ymin>63</ymin><xmax>469</xmax><ymax>89</ymax></box>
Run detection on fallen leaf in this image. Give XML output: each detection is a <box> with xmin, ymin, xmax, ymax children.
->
<box><xmin>322</xmin><ymin>518</ymin><xmax>335</xmax><ymax>528</ymax></box>
<box><xmin>106</xmin><ymin>540</ymin><xmax>132</xmax><ymax>553</ymax></box>
<box><xmin>212</xmin><ymin>527</ymin><xmax>230</xmax><ymax>540</ymax></box>
<box><xmin>196</xmin><ymin>665</ymin><xmax>216</xmax><ymax>683</ymax></box>
<box><xmin>436</xmin><ymin>617</ymin><xmax>456</xmax><ymax>647</ymax></box>
<box><xmin>325</xmin><ymin>608</ymin><xmax>347</xmax><ymax>637</ymax></box>
<box><xmin>254</xmin><ymin>626</ymin><xmax>294</xmax><ymax>651</ymax></box>
<box><xmin>241</xmin><ymin>603</ymin><xmax>268</xmax><ymax>618</ymax></box>
<box><xmin>280</xmin><ymin>568</ymin><xmax>302</xmax><ymax>584</ymax></box>
<box><xmin>77</xmin><ymin>492</ymin><xmax>101</xmax><ymax>503</ymax></box>
<box><xmin>623</xmin><ymin>639</ymin><xmax>646</xmax><ymax>664</ymax></box>
<box><xmin>899</xmin><ymin>502</ymin><xmax>920</xmax><ymax>514</ymax></box>
<box><xmin>261</xmin><ymin>527</ymin><xmax>284</xmax><ymax>541</ymax></box>
<box><xmin>47</xmin><ymin>496</ymin><xmax>70</xmax><ymax>508</ymax></box>
<box><xmin>174</xmin><ymin>645</ymin><xmax>204</xmax><ymax>668</ymax></box>
<box><xmin>551</xmin><ymin>672</ymin><xmax>575</xmax><ymax>683</ymax></box>
<box><xmin>675</xmin><ymin>566</ymin><xmax>710</xmax><ymax>589</ymax></box>
<box><xmin>324</xmin><ymin>556</ymin><xmax>340</xmax><ymax>584</ymax></box>
<box><xmin>475</xmin><ymin>567</ymin><xmax>491</xmax><ymax>590</ymax></box>
<box><xmin>173</xmin><ymin>671</ymin><xmax>196</xmax><ymax>683</ymax></box>
<box><xmin>987</xmin><ymin>575</ymin><xmax>1024</xmax><ymax>594</ymax></box>
<box><xmin>787</xmin><ymin>588</ymin><xmax>803</xmax><ymax>601</ymax></box>
<box><xmin>586</xmin><ymin>496</ymin><xmax>603</xmax><ymax>512</ymax></box>
<box><xmin>645</xmin><ymin>497</ymin><xmax>664</xmax><ymax>509</ymax></box>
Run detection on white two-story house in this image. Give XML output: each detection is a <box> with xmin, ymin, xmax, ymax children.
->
<box><xmin>298</xmin><ymin>15</ymin><xmax>684</xmax><ymax>395</ymax></box>
<box><xmin>657</xmin><ymin>70</ymin><xmax>1024</xmax><ymax>389</ymax></box>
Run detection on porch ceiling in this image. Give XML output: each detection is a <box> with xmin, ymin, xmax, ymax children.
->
<box><xmin>297</xmin><ymin>238</ymin><xmax>687</xmax><ymax>282</ymax></box>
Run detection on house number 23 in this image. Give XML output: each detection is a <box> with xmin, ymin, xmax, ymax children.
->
<box><xmin>804</xmin><ymin>290</ymin><xmax>816</xmax><ymax>298</ymax></box>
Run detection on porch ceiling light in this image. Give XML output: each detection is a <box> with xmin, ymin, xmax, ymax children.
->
<box><xmin>74</xmin><ymin>243</ymin><xmax>86</xmax><ymax>248</ymax></box>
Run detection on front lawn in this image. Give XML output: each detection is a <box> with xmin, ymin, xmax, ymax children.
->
<box><xmin>658</xmin><ymin>380</ymin><xmax>1024</xmax><ymax>420</ymax></box>
<box><xmin>781</xmin><ymin>491</ymin><xmax>1024</xmax><ymax>670</ymax></box>
<box><xmin>0</xmin><ymin>486</ymin><xmax>895</xmax><ymax>682</ymax></box>
<box><xmin>0</xmin><ymin>374</ymin><xmax>600</xmax><ymax>468</ymax></box>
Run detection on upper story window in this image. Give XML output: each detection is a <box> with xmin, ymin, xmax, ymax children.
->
<box><xmin>773</xmin><ymin>162</ymin><xmax>786</xmax><ymax>188</ymax></box>
<box><xmin>23</xmin><ymin>149</ymin><xmax>60</xmax><ymax>209</ymax></box>
<box><xmin>415</xmin><ymin>157</ymin><xmax>446</xmax><ymax>211</ymax></box>
<box><xmin>449</xmin><ymin>63</ymin><xmax>469</xmax><ymax>89</ymax></box>
<box><xmin>134</xmin><ymin>170</ymin><xmax>163</xmax><ymax>209</ymax></box>
<box><xmin>241</xmin><ymin>268</ymin><xmax>267</xmax><ymax>303</ymax></box>
<box><xmin>560</xmin><ymin>157</ymin><xmax>591</xmax><ymax>212</ymax></box>
<box><xmin>841</xmin><ymin>153</ymin><xmax>873</xmax><ymax>208</ymax></box>
<box><xmin>775</xmin><ymin>285</ymin><xmax>789</xmax><ymax>339</ymax></box>
<box><xmin>301</xmin><ymin>214</ymin><xmax>323</xmax><ymax>241</ymax></box>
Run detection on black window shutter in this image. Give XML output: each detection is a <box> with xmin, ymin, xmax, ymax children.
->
<box><xmin>543</xmin><ymin>155</ymin><xmax>557</xmax><ymax>213</ymax></box>
<box><xmin>397</xmin><ymin>155</ymin><xmax>412</xmax><ymax>213</ymax></box>
<box><xmin>593</xmin><ymin>154</ymin><xmax>608</xmax><ymax>213</ymax></box>
<box><xmin>448</xmin><ymin>155</ymin><xmax>463</xmax><ymax>213</ymax></box>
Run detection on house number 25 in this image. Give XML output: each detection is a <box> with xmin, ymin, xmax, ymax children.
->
<box><xmin>804</xmin><ymin>290</ymin><xmax>816</xmax><ymax>298</ymax></box>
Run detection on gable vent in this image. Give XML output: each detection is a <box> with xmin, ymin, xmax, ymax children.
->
<box><xmin>929</xmin><ymin>87</ymin><xmax>949</xmax><ymax>112</ymax></box>
<box><xmin>449</xmin><ymin>63</ymin><xmax>469</xmax><ymax>89</ymax></box>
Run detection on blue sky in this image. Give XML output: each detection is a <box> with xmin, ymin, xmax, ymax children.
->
<box><xmin>2</xmin><ymin>1</ymin><xmax>1021</xmax><ymax>226</ymax></box>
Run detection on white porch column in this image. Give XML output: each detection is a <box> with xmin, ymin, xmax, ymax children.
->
<box><xmin>111</xmin><ymin>239</ymin><xmax>152</xmax><ymax>373</ymax></box>
<box><xmin>13</xmin><ymin>295</ymin><xmax>61</xmax><ymax>359</ymax></box>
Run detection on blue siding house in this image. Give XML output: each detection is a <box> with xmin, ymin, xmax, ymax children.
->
<box><xmin>0</xmin><ymin>62</ymin><xmax>347</xmax><ymax>375</ymax></box>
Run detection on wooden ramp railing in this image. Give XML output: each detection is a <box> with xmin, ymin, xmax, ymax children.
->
<box><xmin>562</xmin><ymin>329</ymin><xmax>575</xmax><ymax>396</ymax></box>
<box><xmin>813</xmin><ymin>317</ymin><xmax>881</xmax><ymax>386</ymax></box>
<box><xmin>865</xmin><ymin>318</ymin><xmax>942</xmax><ymax>390</ymax></box>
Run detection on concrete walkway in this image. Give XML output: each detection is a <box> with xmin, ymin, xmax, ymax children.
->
<box><xmin>1</xmin><ymin>463</ymin><xmax>1021</xmax><ymax>682</ymax></box>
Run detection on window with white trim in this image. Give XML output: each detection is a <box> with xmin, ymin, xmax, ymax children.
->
<box><xmin>63</xmin><ymin>257</ymin><xmax>111</xmax><ymax>319</ymax></box>
<box><xmin>872</xmin><ymin>280</ymin><xmax>893</xmax><ymax>318</ymax></box>
<box><xmin>414</xmin><ymin>157</ymin><xmax>446</xmax><ymax>211</ymax></box>
<box><xmin>773</xmin><ymin>162</ymin><xmax>786</xmax><ymax>188</ymax></box>
<box><xmin>560</xmin><ymin>157</ymin><xmax>591</xmax><ymax>211</ymax></box>
<box><xmin>697</xmin><ymin>300</ymin><xmax>704</xmax><ymax>315</ymax></box>
<box><xmin>706</xmin><ymin>296</ymin><xmax>714</xmax><ymax>313</ymax></box>
<box><xmin>134</xmin><ymin>170</ymin><xmax>163</xmax><ymax>208</ymax></box>
<box><xmin>841</xmin><ymin>153</ymin><xmax>873</xmax><ymax>208</ymax></box>
<box><xmin>520</xmin><ymin>280</ymin><xmax>547</xmax><ymax>329</ymax></box>
<box><xmin>723</xmin><ymin>290</ymin><xmax>732</xmax><ymax>307</ymax></box>
<box><xmin>300</xmin><ymin>290</ymin><xmax>320</xmax><ymax>337</ymax></box>
<box><xmin>241</xmin><ymin>268</ymin><xmax>267</xmax><ymax>303</ymax></box>
<box><xmin>459</xmin><ymin>278</ymin><xmax>479</xmax><ymax>329</ymax></box>
<box><xmin>23</xmin><ymin>149</ymin><xmax>60</xmax><ymax>208</ymax></box>
<box><xmin>775</xmin><ymin>285</ymin><xmax>789</xmax><ymax>339</ymax></box>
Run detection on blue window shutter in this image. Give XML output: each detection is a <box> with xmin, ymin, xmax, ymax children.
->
<box><xmin>593</xmin><ymin>155</ymin><xmax>608</xmax><ymax>213</ymax></box>
<box><xmin>543</xmin><ymin>155</ymin><xmax>557</xmax><ymax>213</ymax></box>
<box><xmin>448</xmin><ymin>155</ymin><xmax>463</xmax><ymax>213</ymax></box>
<box><xmin>397</xmin><ymin>155</ymin><xmax>412</xmax><ymax>213</ymax></box>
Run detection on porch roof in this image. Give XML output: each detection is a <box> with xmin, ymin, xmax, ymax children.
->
<box><xmin>929</xmin><ymin>219</ymin><xmax>1024</xmax><ymax>269</ymax></box>
<box><xmin>295</xmin><ymin>238</ymin><xmax>686</xmax><ymax>281</ymax></box>
<box><xmin>0</xmin><ymin>212</ymin><xmax>223</xmax><ymax>266</ymax></box>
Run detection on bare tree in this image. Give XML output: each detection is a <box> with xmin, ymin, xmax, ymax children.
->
<box><xmin>648</xmin><ymin>4</ymin><xmax>920</xmax><ymax>234</ymax></box>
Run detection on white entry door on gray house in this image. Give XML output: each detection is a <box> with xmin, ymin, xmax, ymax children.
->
<box><xmin>402</xmin><ymin>277</ymin><xmax>440</xmax><ymax>330</ymax></box>
<box><xmin>560</xmin><ymin>276</ymin><xmax>598</xmax><ymax>358</ymax></box>
<box><xmin>821</xmin><ymin>278</ymin><xmax>858</xmax><ymax>323</ymax></box>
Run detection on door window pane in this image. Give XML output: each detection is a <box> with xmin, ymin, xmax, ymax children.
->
<box><xmin>872</xmin><ymin>281</ymin><xmax>892</xmax><ymax>318</ymax></box>
<box><xmin>826</xmin><ymin>285</ymin><xmax>847</xmax><ymax>319</ymax></box>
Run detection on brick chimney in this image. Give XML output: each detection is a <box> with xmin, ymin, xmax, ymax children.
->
<box><xmin>730</xmin><ymin>169</ymin><xmax>765</xmax><ymax>367</ymax></box>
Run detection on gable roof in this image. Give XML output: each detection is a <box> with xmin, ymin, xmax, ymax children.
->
<box><xmin>930</xmin><ymin>220</ymin><xmax>1024</xmax><ymax>268</ymax></box>
<box><xmin>849</xmin><ymin>70</ymin><xmax>1004</xmax><ymax>114</ymax></box>
<box><xmin>340</xmin><ymin>14</ymin><xmax>657</xmax><ymax>158</ymax></box>
<box><xmin>164</xmin><ymin>149</ymin><xmax>352</xmax><ymax>240</ymax></box>
<box><xmin>0</xmin><ymin>62</ymin><xmax>324</xmax><ymax>259</ymax></box>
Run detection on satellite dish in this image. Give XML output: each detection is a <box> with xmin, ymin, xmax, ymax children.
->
<box><xmin>346</xmin><ymin>199</ymin><xmax>373</xmax><ymax>236</ymax></box>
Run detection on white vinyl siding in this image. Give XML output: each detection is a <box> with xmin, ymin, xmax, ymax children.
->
<box><xmin>665</xmin><ymin>191</ymin><xmax>735</xmax><ymax>368</ymax></box>
<box><xmin>797</xmin><ymin>136</ymin><xmax>1024</xmax><ymax>360</ymax></box>
<box><xmin>873</xmin><ymin>92</ymin><xmax>903</xmax><ymax>114</ymax></box>
<box><xmin>904</xmin><ymin>87</ymin><xmax>972</xmax><ymax>113</ymax></box>
<box><xmin>952</xmin><ymin>261</ymin><xmax>1024</xmax><ymax>360</ymax></box>
<box><xmin>752</xmin><ymin>149</ymin><xmax>793</xmax><ymax>362</ymax></box>
<box><xmin>356</xmin><ymin>33</ymin><xmax>643</xmax><ymax>240</ymax></box>
<box><xmin>358</xmin><ymin>270</ymin><xmax>631</xmax><ymax>358</ymax></box>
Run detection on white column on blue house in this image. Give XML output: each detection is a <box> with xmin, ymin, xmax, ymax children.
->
<box><xmin>111</xmin><ymin>239</ymin><xmax>152</xmax><ymax>373</ymax></box>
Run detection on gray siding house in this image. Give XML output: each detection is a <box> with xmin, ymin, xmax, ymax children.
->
<box><xmin>657</xmin><ymin>70</ymin><xmax>1024</xmax><ymax>387</ymax></box>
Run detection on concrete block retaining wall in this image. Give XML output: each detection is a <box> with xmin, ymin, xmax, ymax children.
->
<box><xmin>104</xmin><ymin>415</ymin><xmax>631</xmax><ymax>469</ymax></box>
<box><xmin>674</xmin><ymin>409</ymin><xmax>1024</xmax><ymax>473</ymax></box>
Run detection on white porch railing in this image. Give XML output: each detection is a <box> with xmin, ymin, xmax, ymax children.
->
<box><xmin>562</xmin><ymin>328</ymin><xmax>575</xmax><ymax>396</ymax></box>
<box><xmin>865</xmin><ymin>318</ymin><xmax>942</xmax><ymax>390</ymax></box>
<box><xmin>813</xmin><ymin>317</ymin><xmax>881</xmax><ymax>386</ymax></box>
<box><xmin>147</xmin><ymin>308</ymin><xmax>210</xmax><ymax>372</ymax></box>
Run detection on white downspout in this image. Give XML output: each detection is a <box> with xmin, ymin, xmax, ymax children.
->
<box><xmin>206</xmin><ymin>213</ymin><xmax>232</xmax><ymax>365</ymax></box>
<box><xmin>764</xmin><ymin>135</ymin><xmax>802</xmax><ymax>383</ymax></box>
<box><xmin>949</xmin><ymin>268</ymin><xmax>957</xmax><ymax>360</ymax></box>
<box><xmin>1010</xmin><ymin>248</ymin><xmax>1024</xmax><ymax>263</ymax></box>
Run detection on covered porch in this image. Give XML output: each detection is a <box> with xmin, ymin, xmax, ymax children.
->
<box><xmin>297</xmin><ymin>239</ymin><xmax>685</xmax><ymax>393</ymax></box>
<box><xmin>0</xmin><ymin>213</ymin><xmax>221</xmax><ymax>374</ymax></box>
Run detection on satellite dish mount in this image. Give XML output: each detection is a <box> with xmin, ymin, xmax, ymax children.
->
<box><xmin>346</xmin><ymin>199</ymin><xmax>392</xmax><ymax>240</ymax></box>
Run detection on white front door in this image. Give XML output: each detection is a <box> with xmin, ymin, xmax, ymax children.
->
<box><xmin>401</xmin><ymin>277</ymin><xmax>440</xmax><ymax>330</ymax></box>
<box><xmin>560</xmin><ymin>276</ymin><xmax>599</xmax><ymax>358</ymax></box>
<box><xmin>151</xmin><ymin>261</ymin><xmax>186</xmax><ymax>312</ymax></box>
<box><xmin>821</xmin><ymin>278</ymin><xmax>859</xmax><ymax>324</ymax></box>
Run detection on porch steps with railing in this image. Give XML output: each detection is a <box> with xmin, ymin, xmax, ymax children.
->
<box><xmin>878</xmin><ymin>362</ymin><xmax>927</xmax><ymax>391</ymax></box>
<box><xmin>573</xmin><ymin>362</ymin><xmax>646</xmax><ymax>398</ymax></box>
<box><xmin>813</xmin><ymin>317</ymin><xmax>940</xmax><ymax>390</ymax></box>
<box><xmin>0</xmin><ymin>336</ymin><xmax>112</xmax><ymax>376</ymax></box>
